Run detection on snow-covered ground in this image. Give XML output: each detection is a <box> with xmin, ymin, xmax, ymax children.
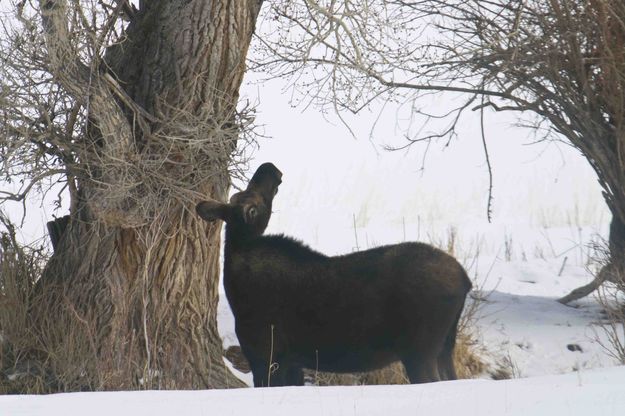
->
<box><xmin>2</xmin><ymin>366</ymin><xmax>624</xmax><ymax>415</ymax></box>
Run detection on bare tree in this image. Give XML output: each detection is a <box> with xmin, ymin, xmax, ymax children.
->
<box><xmin>1</xmin><ymin>0</ymin><xmax>262</xmax><ymax>390</ymax></box>
<box><xmin>253</xmin><ymin>0</ymin><xmax>625</xmax><ymax>302</ymax></box>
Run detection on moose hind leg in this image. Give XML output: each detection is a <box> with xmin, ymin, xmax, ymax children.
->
<box><xmin>251</xmin><ymin>365</ymin><xmax>268</xmax><ymax>387</ymax></box>
<box><xmin>437</xmin><ymin>348</ymin><xmax>457</xmax><ymax>381</ymax></box>
<box><xmin>402</xmin><ymin>355</ymin><xmax>440</xmax><ymax>384</ymax></box>
<box><xmin>285</xmin><ymin>365</ymin><xmax>304</xmax><ymax>386</ymax></box>
<box><xmin>440</xmin><ymin>298</ymin><xmax>467</xmax><ymax>380</ymax></box>
<box><xmin>437</xmin><ymin>312</ymin><xmax>461</xmax><ymax>380</ymax></box>
<box><xmin>250</xmin><ymin>361</ymin><xmax>288</xmax><ymax>387</ymax></box>
<box><xmin>245</xmin><ymin>350</ymin><xmax>282</xmax><ymax>387</ymax></box>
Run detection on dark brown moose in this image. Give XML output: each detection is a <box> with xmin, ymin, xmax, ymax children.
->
<box><xmin>196</xmin><ymin>163</ymin><xmax>472</xmax><ymax>387</ymax></box>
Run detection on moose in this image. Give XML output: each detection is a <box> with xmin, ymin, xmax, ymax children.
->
<box><xmin>196</xmin><ymin>163</ymin><xmax>472</xmax><ymax>387</ymax></box>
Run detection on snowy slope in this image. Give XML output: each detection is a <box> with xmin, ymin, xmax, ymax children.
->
<box><xmin>2</xmin><ymin>366</ymin><xmax>624</xmax><ymax>416</ymax></box>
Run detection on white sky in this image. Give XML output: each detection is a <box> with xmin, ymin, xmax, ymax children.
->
<box><xmin>239</xmin><ymin>75</ymin><xmax>607</xmax><ymax>238</ymax></box>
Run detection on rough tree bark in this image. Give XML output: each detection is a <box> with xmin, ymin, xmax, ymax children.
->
<box><xmin>29</xmin><ymin>0</ymin><xmax>263</xmax><ymax>390</ymax></box>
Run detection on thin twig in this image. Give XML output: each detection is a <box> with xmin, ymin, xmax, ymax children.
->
<box><xmin>480</xmin><ymin>92</ymin><xmax>494</xmax><ymax>223</ymax></box>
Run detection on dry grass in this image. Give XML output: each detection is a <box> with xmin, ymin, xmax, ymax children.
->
<box><xmin>309</xmin><ymin>362</ymin><xmax>408</xmax><ymax>386</ymax></box>
<box><xmin>0</xmin><ymin>215</ymin><xmax>119</xmax><ymax>393</ymax></box>
<box><xmin>454</xmin><ymin>329</ymin><xmax>488</xmax><ymax>380</ymax></box>
<box><xmin>488</xmin><ymin>353</ymin><xmax>520</xmax><ymax>381</ymax></box>
<box><xmin>578</xmin><ymin>236</ymin><xmax>625</xmax><ymax>364</ymax></box>
<box><xmin>595</xmin><ymin>279</ymin><xmax>625</xmax><ymax>365</ymax></box>
<box><xmin>0</xmin><ymin>215</ymin><xmax>47</xmax><ymax>393</ymax></box>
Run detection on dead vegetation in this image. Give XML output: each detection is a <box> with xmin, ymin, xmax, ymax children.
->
<box><xmin>0</xmin><ymin>216</ymin><xmax>149</xmax><ymax>393</ymax></box>
<box><xmin>589</xmin><ymin>240</ymin><xmax>625</xmax><ymax>365</ymax></box>
<box><xmin>0</xmin><ymin>214</ymin><xmax>48</xmax><ymax>393</ymax></box>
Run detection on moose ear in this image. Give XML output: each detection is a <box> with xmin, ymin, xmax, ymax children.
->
<box><xmin>196</xmin><ymin>200</ymin><xmax>233</xmax><ymax>223</ymax></box>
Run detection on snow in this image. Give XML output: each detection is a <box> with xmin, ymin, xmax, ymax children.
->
<box><xmin>2</xmin><ymin>367</ymin><xmax>625</xmax><ymax>416</ymax></box>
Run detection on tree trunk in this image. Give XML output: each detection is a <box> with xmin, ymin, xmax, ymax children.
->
<box><xmin>36</xmin><ymin>189</ymin><xmax>241</xmax><ymax>389</ymax></box>
<box><xmin>30</xmin><ymin>0</ymin><xmax>263</xmax><ymax>390</ymax></box>
<box><xmin>559</xmin><ymin>213</ymin><xmax>625</xmax><ymax>304</ymax></box>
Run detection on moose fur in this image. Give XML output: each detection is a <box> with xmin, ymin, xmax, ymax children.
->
<box><xmin>196</xmin><ymin>163</ymin><xmax>472</xmax><ymax>387</ymax></box>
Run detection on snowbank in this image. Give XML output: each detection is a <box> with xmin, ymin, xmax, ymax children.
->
<box><xmin>2</xmin><ymin>366</ymin><xmax>624</xmax><ymax>416</ymax></box>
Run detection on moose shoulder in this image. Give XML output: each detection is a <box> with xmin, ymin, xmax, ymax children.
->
<box><xmin>196</xmin><ymin>162</ymin><xmax>472</xmax><ymax>387</ymax></box>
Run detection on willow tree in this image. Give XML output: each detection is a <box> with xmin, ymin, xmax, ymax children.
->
<box><xmin>1</xmin><ymin>0</ymin><xmax>262</xmax><ymax>390</ymax></box>
<box><xmin>255</xmin><ymin>0</ymin><xmax>625</xmax><ymax>302</ymax></box>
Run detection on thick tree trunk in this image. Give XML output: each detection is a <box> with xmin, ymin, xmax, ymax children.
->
<box><xmin>36</xmin><ymin>186</ymin><xmax>240</xmax><ymax>389</ymax></box>
<box><xmin>30</xmin><ymin>0</ymin><xmax>263</xmax><ymax>390</ymax></box>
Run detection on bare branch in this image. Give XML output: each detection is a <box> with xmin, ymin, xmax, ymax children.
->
<box><xmin>479</xmin><ymin>93</ymin><xmax>493</xmax><ymax>223</ymax></box>
<box><xmin>0</xmin><ymin>169</ymin><xmax>66</xmax><ymax>203</ymax></box>
<box><xmin>39</xmin><ymin>0</ymin><xmax>133</xmax><ymax>156</ymax></box>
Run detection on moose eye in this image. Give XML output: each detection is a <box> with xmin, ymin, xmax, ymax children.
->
<box><xmin>245</xmin><ymin>206</ymin><xmax>258</xmax><ymax>223</ymax></box>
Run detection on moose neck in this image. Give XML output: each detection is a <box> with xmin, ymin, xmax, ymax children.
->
<box><xmin>223</xmin><ymin>223</ymin><xmax>260</xmax><ymax>255</ymax></box>
<box><xmin>222</xmin><ymin>223</ymin><xmax>263</xmax><ymax>297</ymax></box>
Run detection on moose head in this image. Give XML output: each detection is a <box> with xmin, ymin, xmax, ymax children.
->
<box><xmin>196</xmin><ymin>163</ymin><xmax>282</xmax><ymax>239</ymax></box>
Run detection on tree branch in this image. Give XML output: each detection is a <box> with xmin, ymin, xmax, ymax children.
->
<box><xmin>39</xmin><ymin>0</ymin><xmax>133</xmax><ymax>157</ymax></box>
